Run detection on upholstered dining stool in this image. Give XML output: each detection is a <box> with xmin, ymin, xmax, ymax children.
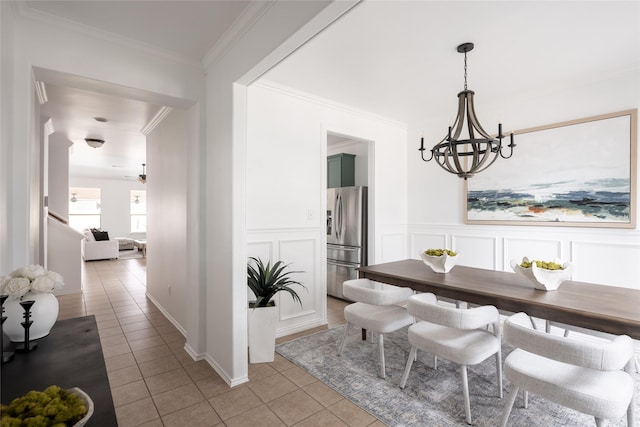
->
<box><xmin>501</xmin><ymin>312</ymin><xmax>636</xmax><ymax>427</ymax></box>
<box><xmin>339</xmin><ymin>278</ymin><xmax>414</xmax><ymax>379</ymax></box>
<box><xmin>399</xmin><ymin>293</ymin><xmax>503</xmax><ymax>425</ymax></box>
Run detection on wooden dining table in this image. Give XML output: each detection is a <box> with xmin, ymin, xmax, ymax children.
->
<box><xmin>357</xmin><ymin>259</ymin><xmax>640</xmax><ymax>340</ymax></box>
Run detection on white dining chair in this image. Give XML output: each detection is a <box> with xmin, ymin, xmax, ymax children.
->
<box><xmin>399</xmin><ymin>293</ymin><xmax>503</xmax><ymax>425</ymax></box>
<box><xmin>339</xmin><ymin>278</ymin><xmax>414</xmax><ymax>379</ymax></box>
<box><xmin>547</xmin><ymin>320</ymin><xmax>640</xmax><ymax>373</ymax></box>
<box><xmin>501</xmin><ymin>312</ymin><xmax>636</xmax><ymax>427</ymax></box>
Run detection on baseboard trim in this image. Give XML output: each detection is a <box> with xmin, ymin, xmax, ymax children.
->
<box><xmin>144</xmin><ymin>291</ymin><xmax>186</xmax><ymax>337</ymax></box>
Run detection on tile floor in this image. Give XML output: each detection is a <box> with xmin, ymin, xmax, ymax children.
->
<box><xmin>57</xmin><ymin>259</ymin><xmax>384</xmax><ymax>426</ymax></box>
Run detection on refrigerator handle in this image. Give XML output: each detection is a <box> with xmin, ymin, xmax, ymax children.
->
<box><xmin>327</xmin><ymin>260</ymin><xmax>359</xmax><ymax>268</ymax></box>
<box><xmin>336</xmin><ymin>192</ymin><xmax>342</xmax><ymax>240</ymax></box>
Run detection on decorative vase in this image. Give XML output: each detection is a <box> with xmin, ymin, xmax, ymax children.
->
<box><xmin>3</xmin><ymin>292</ymin><xmax>59</xmax><ymax>342</ymax></box>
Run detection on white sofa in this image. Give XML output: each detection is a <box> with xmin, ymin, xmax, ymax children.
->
<box><xmin>81</xmin><ymin>229</ymin><xmax>119</xmax><ymax>261</ymax></box>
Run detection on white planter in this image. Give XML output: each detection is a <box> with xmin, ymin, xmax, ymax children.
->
<box><xmin>3</xmin><ymin>292</ymin><xmax>59</xmax><ymax>342</ymax></box>
<box><xmin>248</xmin><ymin>304</ymin><xmax>278</xmax><ymax>363</ymax></box>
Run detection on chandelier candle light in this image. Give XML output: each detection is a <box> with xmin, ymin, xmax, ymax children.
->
<box><xmin>420</xmin><ymin>42</ymin><xmax>516</xmax><ymax>179</ymax></box>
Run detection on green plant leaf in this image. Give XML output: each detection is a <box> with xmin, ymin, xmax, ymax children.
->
<box><xmin>247</xmin><ymin>257</ymin><xmax>306</xmax><ymax>308</ymax></box>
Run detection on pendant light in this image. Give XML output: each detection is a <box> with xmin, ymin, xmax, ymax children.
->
<box><xmin>138</xmin><ymin>163</ymin><xmax>147</xmax><ymax>184</ymax></box>
<box><xmin>85</xmin><ymin>138</ymin><xmax>105</xmax><ymax>148</ymax></box>
<box><xmin>419</xmin><ymin>42</ymin><xmax>516</xmax><ymax>179</ymax></box>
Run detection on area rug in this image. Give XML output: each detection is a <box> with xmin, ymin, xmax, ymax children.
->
<box><xmin>118</xmin><ymin>249</ymin><xmax>144</xmax><ymax>260</ymax></box>
<box><xmin>276</xmin><ymin>326</ymin><xmax>639</xmax><ymax>427</ymax></box>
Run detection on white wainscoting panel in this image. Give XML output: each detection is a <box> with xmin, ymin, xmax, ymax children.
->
<box><xmin>409</xmin><ymin>224</ymin><xmax>640</xmax><ymax>290</ymax></box>
<box><xmin>572</xmin><ymin>241</ymin><xmax>640</xmax><ymax>289</ymax></box>
<box><xmin>410</xmin><ymin>232</ymin><xmax>448</xmax><ymax>259</ymax></box>
<box><xmin>279</xmin><ymin>238</ymin><xmax>317</xmax><ymax>320</ymax></box>
<box><xmin>380</xmin><ymin>232</ymin><xmax>406</xmax><ymax>263</ymax></box>
<box><xmin>503</xmin><ymin>238</ymin><xmax>563</xmax><ymax>272</ymax></box>
<box><xmin>248</xmin><ymin>228</ymin><xmax>325</xmax><ymax>337</ymax></box>
<box><xmin>452</xmin><ymin>234</ymin><xmax>498</xmax><ymax>270</ymax></box>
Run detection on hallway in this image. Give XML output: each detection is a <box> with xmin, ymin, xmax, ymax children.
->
<box><xmin>57</xmin><ymin>259</ymin><xmax>379</xmax><ymax>426</ymax></box>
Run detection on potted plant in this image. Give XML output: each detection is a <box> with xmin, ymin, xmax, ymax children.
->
<box><xmin>247</xmin><ymin>257</ymin><xmax>305</xmax><ymax>363</ymax></box>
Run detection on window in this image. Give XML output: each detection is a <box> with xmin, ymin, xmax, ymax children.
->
<box><xmin>131</xmin><ymin>190</ymin><xmax>147</xmax><ymax>233</ymax></box>
<box><xmin>69</xmin><ymin>187</ymin><xmax>101</xmax><ymax>231</ymax></box>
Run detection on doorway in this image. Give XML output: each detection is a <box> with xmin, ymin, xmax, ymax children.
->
<box><xmin>33</xmin><ymin>67</ymin><xmax>196</xmax><ymax>327</ymax></box>
<box><xmin>325</xmin><ymin>132</ymin><xmax>374</xmax><ymax>324</ymax></box>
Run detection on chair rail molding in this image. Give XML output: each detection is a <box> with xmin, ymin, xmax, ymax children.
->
<box><xmin>409</xmin><ymin>223</ymin><xmax>640</xmax><ymax>289</ymax></box>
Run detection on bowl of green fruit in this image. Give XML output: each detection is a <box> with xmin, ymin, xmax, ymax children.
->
<box><xmin>0</xmin><ymin>385</ymin><xmax>93</xmax><ymax>426</ymax></box>
<box><xmin>510</xmin><ymin>257</ymin><xmax>574</xmax><ymax>291</ymax></box>
<box><xmin>420</xmin><ymin>249</ymin><xmax>460</xmax><ymax>273</ymax></box>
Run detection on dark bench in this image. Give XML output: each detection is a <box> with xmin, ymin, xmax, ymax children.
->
<box><xmin>1</xmin><ymin>315</ymin><xmax>118</xmax><ymax>426</ymax></box>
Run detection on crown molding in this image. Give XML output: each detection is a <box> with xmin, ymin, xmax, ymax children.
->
<box><xmin>43</xmin><ymin>118</ymin><xmax>55</xmax><ymax>136</ymax></box>
<box><xmin>255</xmin><ymin>80</ymin><xmax>408</xmax><ymax>130</ymax></box>
<box><xmin>15</xmin><ymin>2</ymin><xmax>202</xmax><ymax>68</ymax></box>
<box><xmin>239</xmin><ymin>0</ymin><xmax>360</xmax><ymax>87</ymax></box>
<box><xmin>202</xmin><ymin>1</ymin><xmax>276</xmax><ymax>69</ymax></box>
<box><xmin>35</xmin><ymin>80</ymin><xmax>48</xmax><ymax>104</ymax></box>
<box><xmin>31</xmin><ymin>68</ymin><xmax>48</xmax><ymax>104</ymax></box>
<box><xmin>141</xmin><ymin>106</ymin><xmax>173</xmax><ymax>136</ymax></box>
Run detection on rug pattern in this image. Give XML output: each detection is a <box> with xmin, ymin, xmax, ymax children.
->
<box><xmin>276</xmin><ymin>326</ymin><xmax>639</xmax><ymax>427</ymax></box>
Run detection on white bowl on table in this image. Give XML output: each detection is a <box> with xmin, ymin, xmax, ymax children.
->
<box><xmin>419</xmin><ymin>250</ymin><xmax>461</xmax><ymax>273</ymax></box>
<box><xmin>510</xmin><ymin>257</ymin><xmax>574</xmax><ymax>291</ymax></box>
<box><xmin>70</xmin><ymin>387</ymin><xmax>94</xmax><ymax>427</ymax></box>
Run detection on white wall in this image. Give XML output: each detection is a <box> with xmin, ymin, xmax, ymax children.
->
<box><xmin>0</xmin><ymin>1</ymin><xmax>15</xmax><ymax>273</ymax></box>
<box><xmin>408</xmin><ymin>69</ymin><xmax>640</xmax><ymax>288</ymax></box>
<box><xmin>48</xmin><ymin>133</ymin><xmax>71</xmax><ymax>218</ymax></box>
<box><xmin>69</xmin><ymin>176</ymin><xmax>146</xmax><ymax>239</ymax></box>
<box><xmin>246</xmin><ymin>81</ymin><xmax>408</xmax><ymax>336</ymax></box>
<box><xmin>30</xmin><ymin>88</ymin><xmax>42</xmax><ymax>264</ymax></box>
<box><xmin>200</xmin><ymin>1</ymin><xmax>358</xmax><ymax>386</ymax></box>
<box><xmin>146</xmin><ymin>108</ymin><xmax>190</xmax><ymax>332</ymax></box>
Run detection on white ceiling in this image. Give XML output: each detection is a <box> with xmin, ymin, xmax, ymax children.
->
<box><xmin>23</xmin><ymin>1</ymin><xmax>640</xmax><ymax>180</ymax></box>
<box><xmin>25</xmin><ymin>0</ymin><xmax>251</xmax><ymax>62</ymax></box>
<box><xmin>40</xmin><ymin>82</ymin><xmax>158</xmax><ymax>180</ymax></box>
<box><xmin>25</xmin><ymin>0</ymin><xmax>251</xmax><ymax>180</ymax></box>
<box><xmin>263</xmin><ymin>1</ymin><xmax>640</xmax><ymax>126</ymax></box>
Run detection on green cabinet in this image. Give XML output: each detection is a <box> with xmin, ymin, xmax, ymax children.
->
<box><xmin>327</xmin><ymin>153</ymin><xmax>355</xmax><ymax>188</ymax></box>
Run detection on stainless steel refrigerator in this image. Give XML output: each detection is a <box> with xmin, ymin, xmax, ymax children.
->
<box><xmin>327</xmin><ymin>186</ymin><xmax>367</xmax><ymax>300</ymax></box>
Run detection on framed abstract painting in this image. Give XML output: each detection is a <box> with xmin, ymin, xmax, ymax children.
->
<box><xmin>464</xmin><ymin>109</ymin><xmax>637</xmax><ymax>228</ymax></box>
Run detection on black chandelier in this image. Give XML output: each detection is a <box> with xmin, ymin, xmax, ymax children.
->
<box><xmin>419</xmin><ymin>42</ymin><xmax>515</xmax><ymax>179</ymax></box>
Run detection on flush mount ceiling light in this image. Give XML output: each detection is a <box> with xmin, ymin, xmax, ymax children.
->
<box><xmin>85</xmin><ymin>138</ymin><xmax>105</xmax><ymax>148</ymax></box>
<box><xmin>419</xmin><ymin>42</ymin><xmax>516</xmax><ymax>180</ymax></box>
<box><xmin>138</xmin><ymin>163</ymin><xmax>146</xmax><ymax>184</ymax></box>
